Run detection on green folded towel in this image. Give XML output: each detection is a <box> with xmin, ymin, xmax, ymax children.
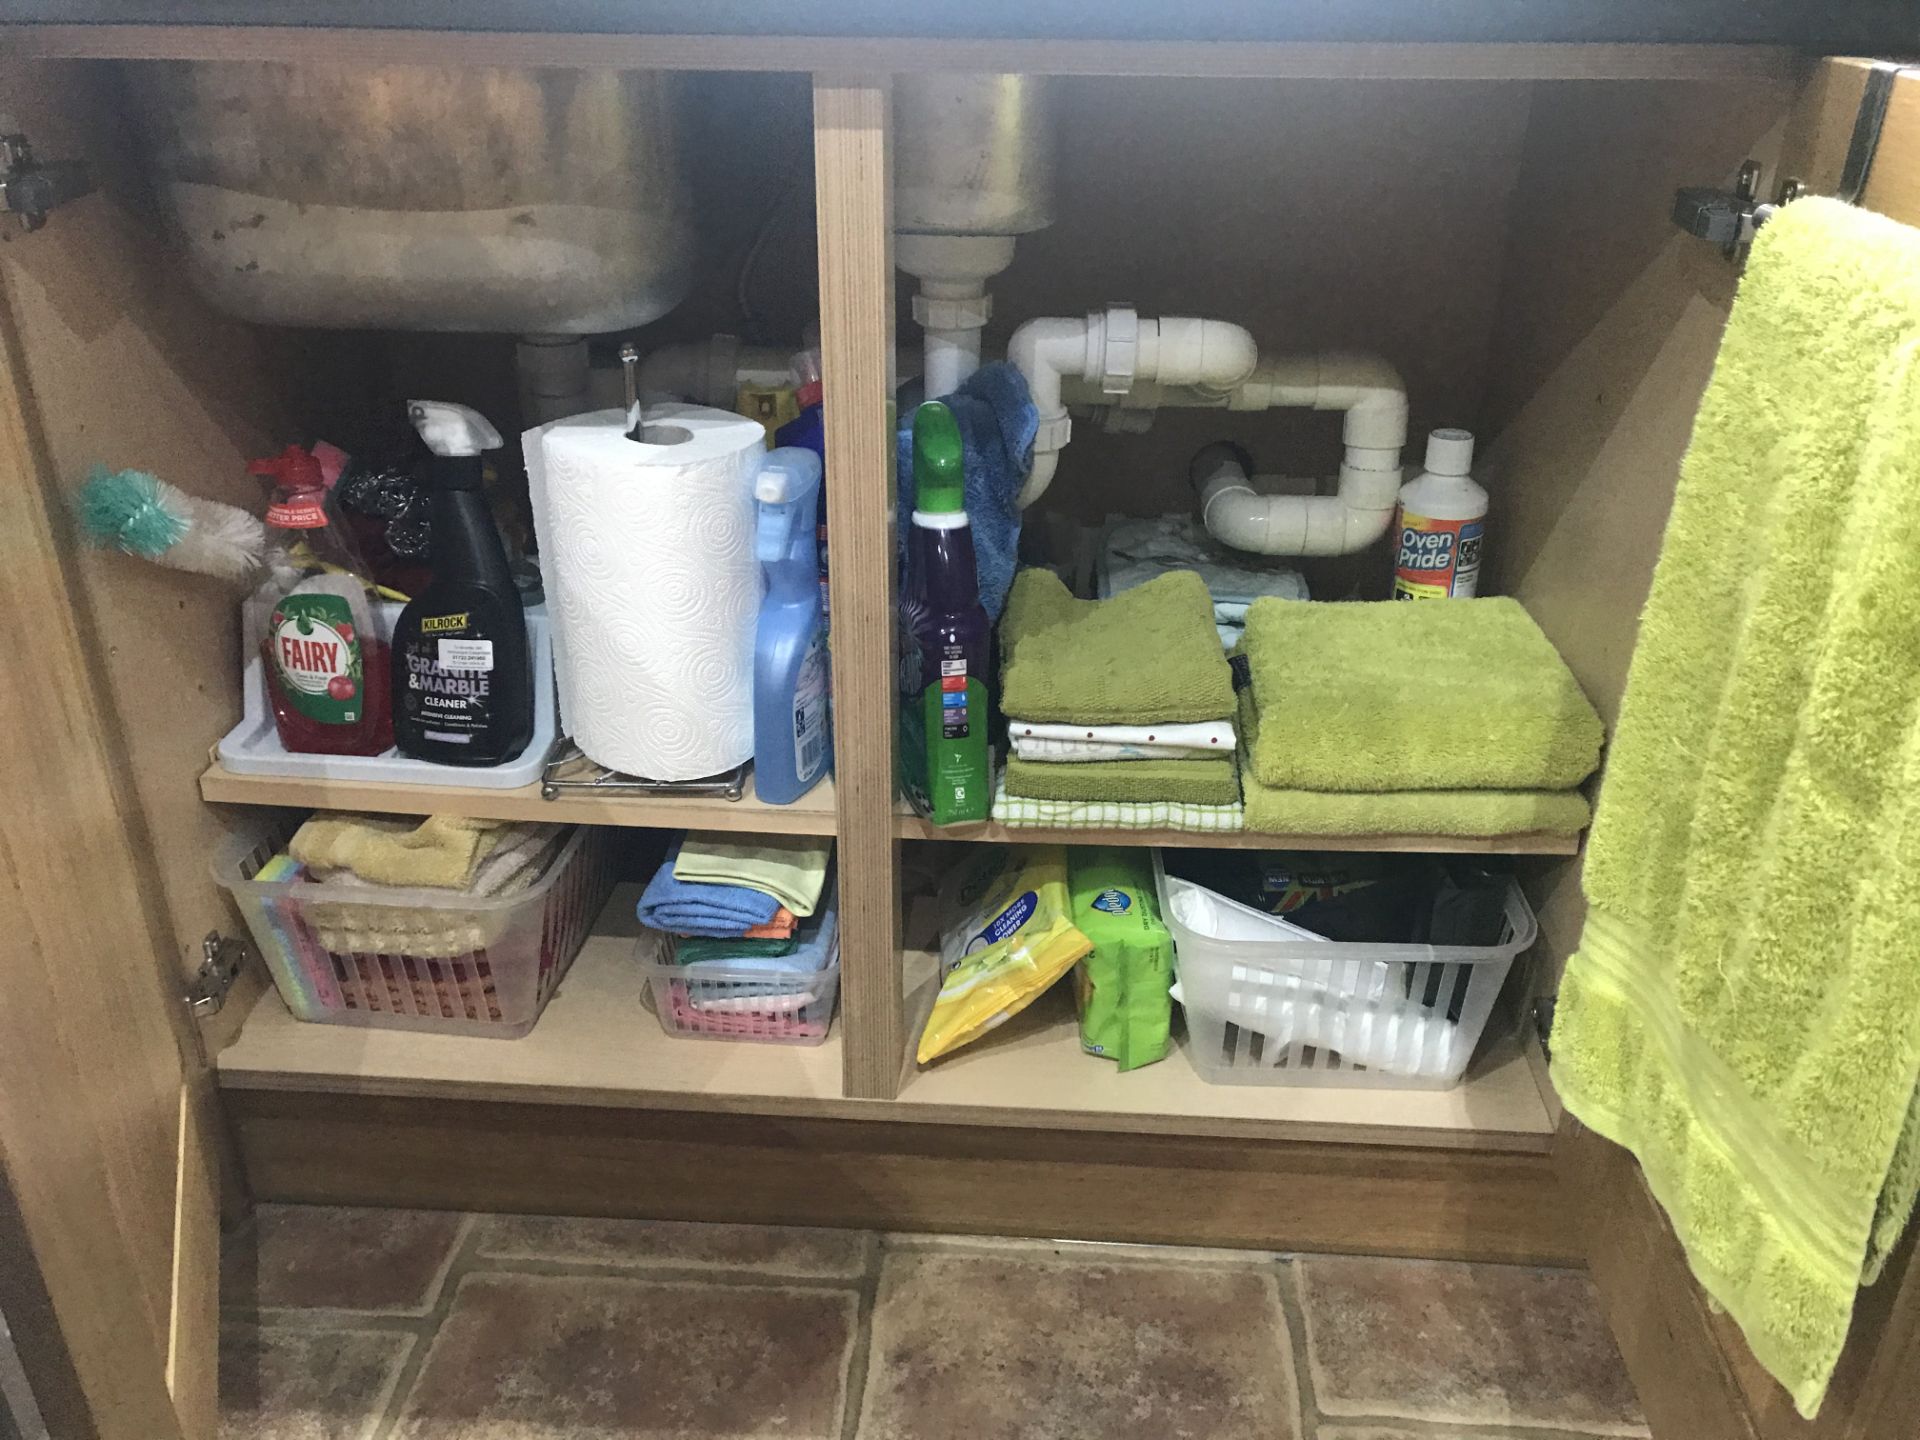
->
<box><xmin>1242</xmin><ymin>772</ymin><xmax>1587</xmax><ymax>839</ymax></box>
<box><xmin>1551</xmin><ymin>197</ymin><xmax>1920</xmax><ymax>1419</ymax></box>
<box><xmin>1241</xmin><ymin>595</ymin><xmax>1602</xmax><ymax>792</ymax></box>
<box><xmin>673</xmin><ymin>936</ymin><xmax>801</xmax><ymax>965</ymax></box>
<box><xmin>1005</xmin><ymin>755</ymin><xmax>1240</xmax><ymax>807</ymax></box>
<box><xmin>1000</xmin><ymin>568</ymin><xmax>1236</xmax><ymax>724</ymax></box>
<box><xmin>1238</xmin><ymin>700</ymin><xmax>1588</xmax><ymax>836</ymax></box>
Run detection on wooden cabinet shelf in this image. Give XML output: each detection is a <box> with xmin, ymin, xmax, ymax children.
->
<box><xmin>216</xmin><ymin>887</ymin><xmax>846</xmax><ymax>1110</ymax></box>
<box><xmin>893</xmin><ymin>809</ymin><xmax>1581</xmax><ymax>855</ymax></box>
<box><xmin>216</xmin><ymin>886</ymin><xmax>1554</xmax><ymax>1152</ymax></box>
<box><xmin>895</xmin><ymin>962</ymin><xmax>1555</xmax><ymax>1150</ymax></box>
<box><xmin>199</xmin><ymin>761</ymin><xmax>838</xmax><ymax>835</ymax></box>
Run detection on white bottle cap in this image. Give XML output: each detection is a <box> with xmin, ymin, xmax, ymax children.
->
<box><xmin>1424</xmin><ymin>427</ymin><xmax>1475</xmax><ymax>476</ymax></box>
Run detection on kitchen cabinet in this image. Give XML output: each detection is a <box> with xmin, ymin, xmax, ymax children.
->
<box><xmin>2</xmin><ymin>17</ymin><xmax>1918</xmax><ymax>1438</ymax></box>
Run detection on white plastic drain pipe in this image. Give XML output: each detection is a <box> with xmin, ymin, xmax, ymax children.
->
<box><xmin>1197</xmin><ymin>352</ymin><xmax>1409</xmax><ymax>555</ymax></box>
<box><xmin>895</xmin><ymin>233</ymin><xmax>1019</xmax><ymax>399</ymax></box>
<box><xmin>1008</xmin><ymin>307</ymin><xmax>1260</xmax><ymax>505</ymax></box>
<box><xmin>634</xmin><ymin>335</ymin><xmax>793</xmax><ymax>406</ymax></box>
<box><xmin>1044</xmin><ymin>346</ymin><xmax>1410</xmax><ymax>556</ymax></box>
<box><xmin>516</xmin><ymin>335</ymin><xmax>593</xmax><ymax>425</ymax></box>
<box><xmin>1194</xmin><ymin>442</ymin><xmax>1401</xmax><ymax>556</ymax></box>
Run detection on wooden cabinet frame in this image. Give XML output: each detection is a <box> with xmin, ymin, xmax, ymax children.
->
<box><xmin>1</xmin><ymin>27</ymin><xmax>1917</xmax><ymax>1440</ymax></box>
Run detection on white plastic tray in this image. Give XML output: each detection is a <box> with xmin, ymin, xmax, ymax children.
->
<box><xmin>217</xmin><ymin>600</ymin><xmax>559</xmax><ymax>789</ymax></box>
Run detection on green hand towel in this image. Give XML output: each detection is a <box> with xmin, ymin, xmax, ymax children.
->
<box><xmin>1242</xmin><ymin>772</ymin><xmax>1588</xmax><ymax>838</ymax></box>
<box><xmin>1000</xmin><ymin>568</ymin><xmax>1236</xmax><ymax>724</ymax></box>
<box><xmin>1005</xmin><ymin>755</ymin><xmax>1240</xmax><ymax>807</ymax></box>
<box><xmin>672</xmin><ymin>833</ymin><xmax>833</xmax><ymax>918</ymax></box>
<box><xmin>1551</xmin><ymin>197</ymin><xmax>1920</xmax><ymax>1419</ymax></box>
<box><xmin>1238</xmin><ymin>700</ymin><xmax>1589</xmax><ymax>836</ymax></box>
<box><xmin>1241</xmin><ymin>596</ymin><xmax>1602</xmax><ymax>792</ymax></box>
<box><xmin>673</xmin><ymin>936</ymin><xmax>802</xmax><ymax>965</ymax></box>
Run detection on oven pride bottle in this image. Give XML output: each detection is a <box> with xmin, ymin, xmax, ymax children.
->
<box><xmin>1393</xmin><ymin>428</ymin><xmax>1487</xmax><ymax>600</ymax></box>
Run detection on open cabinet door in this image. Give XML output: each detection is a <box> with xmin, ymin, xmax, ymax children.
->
<box><xmin>0</xmin><ymin>60</ymin><xmax>230</xmax><ymax>1440</ymax></box>
<box><xmin>0</xmin><ymin>276</ymin><xmax>220</xmax><ymax>1437</ymax></box>
<box><xmin>1541</xmin><ymin>57</ymin><xmax>1920</xmax><ymax>1440</ymax></box>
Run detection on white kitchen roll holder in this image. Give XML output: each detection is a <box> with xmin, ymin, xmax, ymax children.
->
<box><xmin>525</xmin><ymin>389</ymin><xmax>769</xmax><ymax>786</ymax></box>
<box><xmin>536</xmin><ymin>347</ymin><xmax>752</xmax><ymax>804</ymax></box>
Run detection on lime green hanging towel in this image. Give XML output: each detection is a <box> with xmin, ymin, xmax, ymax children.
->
<box><xmin>1551</xmin><ymin>197</ymin><xmax>1920</xmax><ymax>1419</ymax></box>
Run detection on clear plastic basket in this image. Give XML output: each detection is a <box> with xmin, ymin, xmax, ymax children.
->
<box><xmin>1154</xmin><ymin>852</ymin><xmax>1536</xmax><ymax>1089</ymax></box>
<box><xmin>637</xmin><ymin>931</ymin><xmax>840</xmax><ymax>1046</ymax></box>
<box><xmin>213</xmin><ymin>820</ymin><xmax>613</xmax><ymax>1037</ymax></box>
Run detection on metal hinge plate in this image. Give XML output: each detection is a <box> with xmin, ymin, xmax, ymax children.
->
<box><xmin>0</xmin><ymin>131</ymin><xmax>93</xmax><ymax>232</ymax></box>
<box><xmin>187</xmin><ymin>932</ymin><xmax>251</xmax><ymax>1017</ymax></box>
<box><xmin>1672</xmin><ymin>159</ymin><xmax>1802</xmax><ymax>265</ymax></box>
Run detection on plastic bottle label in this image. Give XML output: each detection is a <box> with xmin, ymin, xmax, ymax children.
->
<box><xmin>265</xmin><ymin>496</ymin><xmax>330</xmax><ymax>530</ymax></box>
<box><xmin>1394</xmin><ymin>509</ymin><xmax>1484</xmax><ymax>599</ymax></box>
<box><xmin>401</xmin><ymin>614</ymin><xmax>495</xmax><ymax>744</ymax></box>
<box><xmin>438</xmin><ymin>638</ymin><xmax>494</xmax><ymax>672</ymax></box>
<box><xmin>938</xmin><ymin>654</ymin><xmax>972</xmax><ymax>738</ymax></box>
<box><xmin>793</xmin><ymin>633</ymin><xmax>829</xmax><ymax>782</ymax></box>
<box><xmin>270</xmin><ymin>594</ymin><xmax>364</xmax><ymax>724</ymax></box>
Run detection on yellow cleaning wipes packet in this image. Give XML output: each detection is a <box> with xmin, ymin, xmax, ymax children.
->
<box><xmin>917</xmin><ymin>846</ymin><xmax>1093</xmax><ymax>1065</ymax></box>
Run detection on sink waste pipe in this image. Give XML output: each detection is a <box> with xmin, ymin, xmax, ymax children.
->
<box><xmin>1005</xmin><ymin>312</ymin><xmax>1410</xmax><ymax>553</ymax></box>
<box><xmin>1006</xmin><ymin>306</ymin><xmax>1261</xmax><ymax>507</ymax></box>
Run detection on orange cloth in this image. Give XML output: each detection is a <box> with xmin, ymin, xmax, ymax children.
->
<box><xmin>741</xmin><ymin>907</ymin><xmax>797</xmax><ymax>939</ymax></box>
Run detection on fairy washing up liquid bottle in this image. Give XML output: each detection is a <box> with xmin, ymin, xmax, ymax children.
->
<box><xmin>249</xmin><ymin>445</ymin><xmax>393</xmax><ymax>755</ymax></box>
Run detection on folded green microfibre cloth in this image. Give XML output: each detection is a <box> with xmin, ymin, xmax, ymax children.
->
<box><xmin>1551</xmin><ymin>198</ymin><xmax>1920</xmax><ymax>1419</ymax></box>
<box><xmin>673</xmin><ymin>936</ymin><xmax>801</xmax><ymax>965</ymax></box>
<box><xmin>1005</xmin><ymin>755</ymin><xmax>1240</xmax><ymax>807</ymax></box>
<box><xmin>1000</xmin><ymin>568</ymin><xmax>1236</xmax><ymax>724</ymax></box>
<box><xmin>1241</xmin><ymin>595</ymin><xmax>1602</xmax><ymax>792</ymax></box>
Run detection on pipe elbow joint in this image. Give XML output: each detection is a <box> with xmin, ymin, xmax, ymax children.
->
<box><xmin>1316</xmin><ymin>352</ymin><xmax>1409</xmax><ymax>450</ymax></box>
<box><xmin>1153</xmin><ymin>317</ymin><xmax>1259</xmax><ymax>392</ymax></box>
<box><xmin>1008</xmin><ymin>316</ymin><xmax>1089</xmax><ymax>416</ymax></box>
<box><xmin>1017</xmin><ymin>448</ymin><xmax>1060</xmax><ymax>509</ymax></box>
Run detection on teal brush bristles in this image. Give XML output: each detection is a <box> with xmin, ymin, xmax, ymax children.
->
<box><xmin>76</xmin><ymin>465</ymin><xmax>191</xmax><ymax>559</ymax></box>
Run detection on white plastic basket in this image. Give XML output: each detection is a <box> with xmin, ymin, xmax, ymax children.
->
<box><xmin>637</xmin><ymin>932</ymin><xmax>840</xmax><ymax>1047</ymax></box>
<box><xmin>1154</xmin><ymin>852</ymin><xmax>1536</xmax><ymax>1089</ymax></box>
<box><xmin>213</xmin><ymin>820</ymin><xmax>612</xmax><ymax>1037</ymax></box>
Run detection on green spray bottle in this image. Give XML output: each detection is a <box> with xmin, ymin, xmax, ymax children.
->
<box><xmin>898</xmin><ymin>403</ymin><xmax>992</xmax><ymax>824</ymax></box>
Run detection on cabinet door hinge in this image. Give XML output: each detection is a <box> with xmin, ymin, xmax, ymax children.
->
<box><xmin>187</xmin><ymin>932</ymin><xmax>251</xmax><ymax>1017</ymax></box>
<box><xmin>0</xmin><ymin>132</ymin><xmax>93</xmax><ymax>232</ymax></box>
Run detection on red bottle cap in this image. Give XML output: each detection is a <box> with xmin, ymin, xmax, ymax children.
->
<box><xmin>250</xmin><ymin>446</ymin><xmax>330</xmax><ymax>529</ymax></box>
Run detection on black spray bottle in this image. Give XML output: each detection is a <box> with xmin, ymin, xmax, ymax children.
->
<box><xmin>392</xmin><ymin>400</ymin><xmax>534</xmax><ymax>766</ymax></box>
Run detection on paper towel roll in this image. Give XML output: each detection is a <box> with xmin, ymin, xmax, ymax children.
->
<box><xmin>525</xmin><ymin>404</ymin><xmax>768</xmax><ymax>780</ymax></box>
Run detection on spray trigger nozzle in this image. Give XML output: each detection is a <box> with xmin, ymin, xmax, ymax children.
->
<box><xmin>754</xmin><ymin>447</ymin><xmax>823</xmax><ymax>506</ymax></box>
<box><xmin>409</xmin><ymin>400</ymin><xmax>503</xmax><ymax>457</ymax></box>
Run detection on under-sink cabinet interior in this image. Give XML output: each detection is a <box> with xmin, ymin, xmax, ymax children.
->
<box><xmin>1</xmin><ymin>40</ymin><xmax>1904</xmax><ymax>1248</ymax></box>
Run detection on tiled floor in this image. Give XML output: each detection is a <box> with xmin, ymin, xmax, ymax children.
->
<box><xmin>220</xmin><ymin>1205</ymin><xmax>1649</xmax><ymax>1440</ymax></box>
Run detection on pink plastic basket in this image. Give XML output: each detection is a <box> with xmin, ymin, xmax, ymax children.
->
<box><xmin>214</xmin><ymin>821</ymin><xmax>613</xmax><ymax>1038</ymax></box>
<box><xmin>638</xmin><ymin>939</ymin><xmax>839</xmax><ymax>1046</ymax></box>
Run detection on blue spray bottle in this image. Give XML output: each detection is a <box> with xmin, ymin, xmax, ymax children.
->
<box><xmin>753</xmin><ymin>446</ymin><xmax>832</xmax><ymax>804</ymax></box>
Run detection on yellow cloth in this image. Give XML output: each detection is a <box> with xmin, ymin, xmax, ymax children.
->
<box><xmin>289</xmin><ymin>813</ymin><xmax>506</xmax><ymax>889</ymax></box>
<box><xmin>671</xmin><ymin>833</ymin><xmax>833</xmax><ymax>918</ymax></box>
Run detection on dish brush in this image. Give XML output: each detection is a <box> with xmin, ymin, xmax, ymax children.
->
<box><xmin>75</xmin><ymin>465</ymin><xmax>266</xmax><ymax>583</ymax></box>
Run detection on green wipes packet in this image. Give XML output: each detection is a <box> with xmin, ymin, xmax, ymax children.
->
<box><xmin>1068</xmin><ymin>847</ymin><xmax>1174</xmax><ymax>1072</ymax></box>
